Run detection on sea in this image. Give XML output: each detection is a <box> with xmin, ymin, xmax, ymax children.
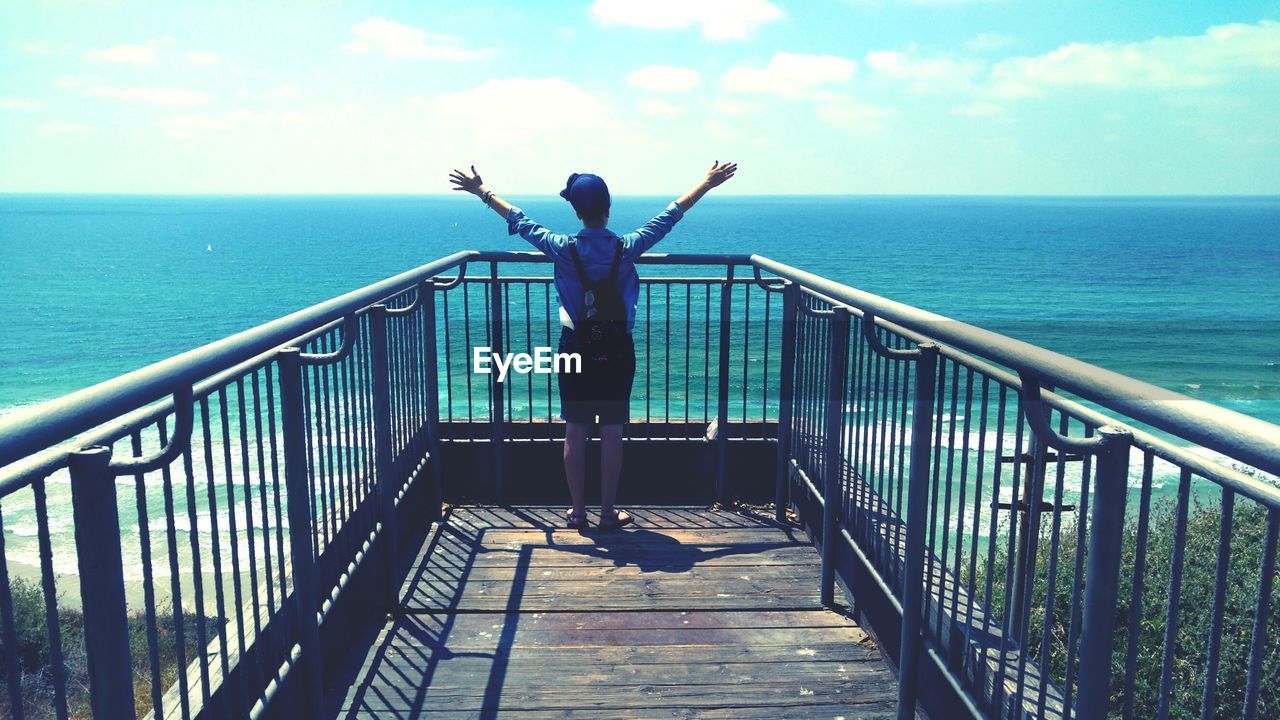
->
<box><xmin>1</xmin><ymin>194</ymin><xmax>1278</xmax><ymax>589</ymax></box>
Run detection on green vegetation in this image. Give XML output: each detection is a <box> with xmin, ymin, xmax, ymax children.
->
<box><xmin>0</xmin><ymin>579</ymin><xmax>222</xmax><ymax>719</ymax></box>
<box><xmin>976</xmin><ymin>489</ymin><xmax>1279</xmax><ymax>719</ymax></box>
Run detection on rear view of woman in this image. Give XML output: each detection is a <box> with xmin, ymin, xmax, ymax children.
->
<box><xmin>448</xmin><ymin>161</ymin><xmax>738</xmax><ymax>529</ymax></box>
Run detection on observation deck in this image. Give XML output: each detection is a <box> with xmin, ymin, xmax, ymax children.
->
<box><xmin>0</xmin><ymin>251</ymin><xmax>1276</xmax><ymax>719</ymax></box>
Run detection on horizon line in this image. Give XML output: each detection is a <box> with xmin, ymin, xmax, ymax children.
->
<box><xmin>2</xmin><ymin>191</ymin><xmax>1279</xmax><ymax>199</ymax></box>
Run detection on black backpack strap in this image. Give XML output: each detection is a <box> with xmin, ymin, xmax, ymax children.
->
<box><xmin>567</xmin><ymin>236</ymin><xmax>591</xmax><ymax>285</ymax></box>
<box><xmin>607</xmin><ymin>239</ymin><xmax>623</xmax><ymax>282</ymax></box>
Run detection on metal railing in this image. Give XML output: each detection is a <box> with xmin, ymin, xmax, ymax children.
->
<box><xmin>755</xmin><ymin>256</ymin><xmax>1280</xmax><ymax>720</ymax></box>
<box><xmin>0</xmin><ymin>250</ymin><xmax>1276</xmax><ymax>719</ymax></box>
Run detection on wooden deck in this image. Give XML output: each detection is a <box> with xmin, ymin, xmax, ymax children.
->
<box><xmin>332</xmin><ymin>506</ymin><xmax>902</xmax><ymax>719</ymax></box>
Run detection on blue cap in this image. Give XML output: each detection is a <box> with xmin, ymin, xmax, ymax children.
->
<box><xmin>559</xmin><ymin>172</ymin><xmax>610</xmax><ymax>218</ymax></box>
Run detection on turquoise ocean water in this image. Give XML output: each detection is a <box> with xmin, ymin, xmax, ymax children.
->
<box><xmin>1</xmin><ymin>194</ymin><xmax>1278</xmax><ymax>581</ymax></box>
<box><xmin>3</xmin><ymin>194</ymin><xmax>1277</xmax><ymax>417</ymax></box>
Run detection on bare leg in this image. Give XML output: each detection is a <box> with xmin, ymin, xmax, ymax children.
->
<box><xmin>599</xmin><ymin>423</ymin><xmax>624</xmax><ymax>517</ymax></box>
<box><xmin>564</xmin><ymin>422</ymin><xmax>589</xmax><ymax>519</ymax></box>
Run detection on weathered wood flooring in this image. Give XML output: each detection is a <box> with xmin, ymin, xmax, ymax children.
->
<box><xmin>334</xmin><ymin>506</ymin><xmax>901</xmax><ymax>719</ymax></box>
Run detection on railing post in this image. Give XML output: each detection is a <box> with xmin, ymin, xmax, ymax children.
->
<box><xmin>774</xmin><ymin>282</ymin><xmax>799</xmax><ymax>523</ymax></box>
<box><xmin>277</xmin><ymin>347</ymin><xmax>324</xmax><ymax>714</ymax></box>
<box><xmin>67</xmin><ymin>445</ymin><xmax>136</xmax><ymax>719</ymax></box>
<box><xmin>369</xmin><ymin>305</ymin><xmax>400</xmax><ymax>613</ymax></box>
<box><xmin>488</xmin><ymin>263</ymin><xmax>506</xmax><ymax>501</ymax></box>
<box><xmin>1076</xmin><ymin>426</ymin><xmax>1132</xmax><ymax>718</ymax></box>
<box><xmin>422</xmin><ymin>285</ymin><xmax>444</xmax><ymax>523</ymax></box>
<box><xmin>896</xmin><ymin>342</ymin><xmax>938</xmax><ymax>720</ymax></box>
<box><xmin>715</xmin><ymin>266</ymin><xmax>734</xmax><ymax>503</ymax></box>
<box><xmin>820</xmin><ymin>308</ymin><xmax>850</xmax><ymax>607</ymax></box>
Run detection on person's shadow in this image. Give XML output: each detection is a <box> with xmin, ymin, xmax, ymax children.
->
<box><xmin>335</xmin><ymin>509</ymin><xmax>809</xmax><ymax>719</ymax></box>
<box><xmin>547</xmin><ymin>525</ymin><xmax>799</xmax><ymax>573</ymax></box>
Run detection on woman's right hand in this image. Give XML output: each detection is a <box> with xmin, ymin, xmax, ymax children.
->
<box><xmin>703</xmin><ymin>160</ymin><xmax>738</xmax><ymax>189</ymax></box>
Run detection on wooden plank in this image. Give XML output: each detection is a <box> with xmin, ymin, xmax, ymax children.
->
<box><xmin>448</xmin><ymin>505</ymin><xmax>783</xmax><ymax>530</ymax></box>
<box><xmin>347</xmin><ymin>704</ymin><xmax>891</xmax><ymax>720</ymax></box>
<box><xmin>335</xmin><ymin>506</ymin><xmax>900</xmax><ymax>719</ymax></box>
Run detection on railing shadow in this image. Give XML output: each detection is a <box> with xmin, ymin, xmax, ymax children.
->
<box><xmin>331</xmin><ymin>506</ymin><xmax>810</xmax><ymax>718</ymax></box>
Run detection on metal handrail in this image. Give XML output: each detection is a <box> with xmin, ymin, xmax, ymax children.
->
<box><xmin>0</xmin><ymin>247</ymin><xmax>1276</xmax><ymax>720</ymax></box>
<box><xmin>4</xmin><ymin>250</ymin><xmax>1276</xmax><ymax>486</ymax></box>
<box><xmin>749</xmin><ymin>254</ymin><xmax>1280</xmax><ymax>480</ymax></box>
<box><xmin>0</xmin><ymin>251</ymin><xmax>475</xmax><ymax>469</ymax></box>
<box><xmin>794</xmin><ymin>283</ymin><xmax>1280</xmax><ymax>508</ymax></box>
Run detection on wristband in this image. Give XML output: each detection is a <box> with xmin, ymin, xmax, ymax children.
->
<box><xmin>480</xmin><ymin>189</ymin><xmax>494</xmax><ymax>206</ymax></box>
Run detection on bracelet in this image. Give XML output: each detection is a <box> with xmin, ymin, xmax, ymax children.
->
<box><xmin>480</xmin><ymin>189</ymin><xmax>494</xmax><ymax>206</ymax></box>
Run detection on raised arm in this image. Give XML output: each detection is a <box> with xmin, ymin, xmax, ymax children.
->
<box><xmin>448</xmin><ymin>165</ymin><xmax>565</xmax><ymax>255</ymax></box>
<box><xmin>449</xmin><ymin>165</ymin><xmax>513</xmax><ymax>219</ymax></box>
<box><xmin>675</xmin><ymin>160</ymin><xmax>737</xmax><ymax>212</ymax></box>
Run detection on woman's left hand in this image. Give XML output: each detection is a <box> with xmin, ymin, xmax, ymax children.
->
<box><xmin>449</xmin><ymin>165</ymin><xmax>485</xmax><ymax>195</ymax></box>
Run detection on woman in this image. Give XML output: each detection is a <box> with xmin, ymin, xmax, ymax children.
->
<box><xmin>448</xmin><ymin>161</ymin><xmax>738</xmax><ymax>529</ymax></box>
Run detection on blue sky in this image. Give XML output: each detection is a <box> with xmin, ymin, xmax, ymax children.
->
<box><xmin>1</xmin><ymin>0</ymin><xmax>1278</xmax><ymax>195</ymax></box>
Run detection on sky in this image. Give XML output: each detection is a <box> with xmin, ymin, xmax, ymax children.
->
<box><xmin>1</xmin><ymin>0</ymin><xmax>1278</xmax><ymax>195</ymax></box>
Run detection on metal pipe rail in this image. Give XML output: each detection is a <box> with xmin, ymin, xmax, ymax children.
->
<box><xmin>0</xmin><ymin>250</ymin><xmax>1276</xmax><ymax>720</ymax></box>
<box><xmin>750</xmin><ymin>255</ymin><xmax>1280</xmax><ymax>484</ymax></box>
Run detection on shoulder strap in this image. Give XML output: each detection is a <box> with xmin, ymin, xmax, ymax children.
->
<box><xmin>567</xmin><ymin>237</ymin><xmax>591</xmax><ymax>285</ymax></box>
<box><xmin>607</xmin><ymin>239</ymin><xmax>623</xmax><ymax>283</ymax></box>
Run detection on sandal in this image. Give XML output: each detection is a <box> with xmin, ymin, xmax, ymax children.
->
<box><xmin>598</xmin><ymin>508</ymin><xmax>633</xmax><ymax>531</ymax></box>
<box><xmin>566</xmin><ymin>510</ymin><xmax>590</xmax><ymax>530</ymax></box>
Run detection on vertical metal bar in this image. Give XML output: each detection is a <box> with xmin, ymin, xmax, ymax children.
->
<box><xmin>1156</xmin><ymin>468</ymin><xmax>1192</xmax><ymax>720</ymax></box>
<box><xmin>1242</xmin><ymin>509</ymin><xmax>1278</xmax><ymax>720</ymax></box>
<box><xmin>896</xmin><ymin>343</ymin><xmax>938</xmax><ymax>720</ymax></box>
<box><xmin>488</xmin><ymin>265</ymin><xmax>506</xmax><ymax>499</ymax></box>
<box><xmin>278</xmin><ymin>348</ymin><xmax>324</xmax><ymax>716</ymax></box>
<box><xmin>820</xmin><ymin>308</ymin><xmax>851</xmax><ymax>607</ymax></box>
<box><xmin>1075</xmin><ymin>426</ymin><xmax>1132</xmax><ymax>719</ymax></box>
<box><xmin>715</xmin><ymin>266</ymin><xmax>735</xmax><ymax>503</ymax></box>
<box><xmin>370</xmin><ymin>305</ymin><xmax>400</xmax><ymax>612</ymax></box>
<box><xmin>1200</xmin><ymin>488</ymin><xmax>1233</xmax><ymax>720</ymax></box>
<box><xmin>201</xmin><ymin>398</ymin><xmax>234</xmax><ymax>715</ymax></box>
<box><xmin>1063</xmin><ymin>426</ymin><xmax>1095</xmax><ymax>711</ymax></box>
<box><xmin>67</xmin><ymin>445</ymin><xmax>137</xmax><ymax>718</ymax></box>
<box><xmin>423</xmin><ymin>287</ymin><xmax>444</xmax><ymax>521</ymax></box>
<box><xmin>0</xmin><ymin>501</ymin><xmax>26</xmax><ymax>720</ymax></box>
<box><xmin>33</xmin><ymin>478</ymin><xmax>69</xmax><ymax>720</ymax></box>
<box><xmin>774</xmin><ymin>283</ymin><xmax>799</xmax><ymax>522</ymax></box>
<box><xmin>1121</xmin><ymin>452</ymin><xmax>1156</xmax><ymax>720</ymax></box>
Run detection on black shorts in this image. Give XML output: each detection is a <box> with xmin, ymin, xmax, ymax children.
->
<box><xmin>557</xmin><ymin>327</ymin><xmax>635</xmax><ymax>424</ymax></box>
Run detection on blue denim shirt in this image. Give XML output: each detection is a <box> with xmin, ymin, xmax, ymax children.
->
<box><xmin>506</xmin><ymin>201</ymin><xmax>685</xmax><ymax>332</ymax></box>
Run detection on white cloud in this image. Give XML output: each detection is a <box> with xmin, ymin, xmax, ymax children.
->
<box><xmin>85</xmin><ymin>86</ymin><xmax>210</xmax><ymax>106</ymax></box>
<box><xmin>591</xmin><ymin>0</ymin><xmax>783</xmax><ymax>41</ymax></box>
<box><xmin>85</xmin><ymin>44</ymin><xmax>158</xmax><ymax>65</ymax></box>
<box><xmin>54</xmin><ymin>75</ymin><xmax>97</xmax><ymax>90</ymax></box>
<box><xmin>627</xmin><ymin>65</ymin><xmax>702</xmax><ymax>93</ymax></box>
<box><xmin>950</xmin><ymin>101</ymin><xmax>1004</xmax><ymax>117</ymax></box>
<box><xmin>710</xmin><ymin>98</ymin><xmax>760</xmax><ymax>116</ymax></box>
<box><xmin>416</xmin><ymin>77</ymin><xmax>633</xmax><ymax>173</ymax></box>
<box><xmin>16</xmin><ymin>41</ymin><xmax>51</xmax><ymax>54</ymax></box>
<box><xmin>38</xmin><ymin>121</ymin><xmax>93</xmax><ymax>135</ymax></box>
<box><xmin>164</xmin><ymin>110</ymin><xmax>324</xmax><ymax>139</ymax></box>
<box><xmin>0</xmin><ymin>96</ymin><xmax>48</xmax><ymax>112</ymax></box>
<box><xmin>865</xmin><ymin>48</ymin><xmax>981</xmax><ymax>93</ymax></box>
<box><xmin>340</xmin><ymin>17</ymin><xmax>491</xmax><ymax>61</ymax></box>
<box><xmin>967</xmin><ymin>32</ymin><xmax>1013</xmax><ymax>52</ymax></box>
<box><xmin>989</xmin><ymin>20</ymin><xmax>1280</xmax><ymax>96</ymax></box>
<box><xmin>639</xmin><ymin>98</ymin><xmax>685</xmax><ymax>117</ymax></box>
<box><xmin>226</xmin><ymin>110</ymin><xmax>323</xmax><ymax>126</ymax></box>
<box><xmin>427</xmin><ymin>77</ymin><xmax>614</xmax><ymax>132</ymax></box>
<box><xmin>723</xmin><ymin>52</ymin><xmax>856</xmax><ymax>98</ymax></box>
<box><xmin>265</xmin><ymin>84</ymin><xmax>302</xmax><ymax>98</ymax></box>
<box><xmin>815</xmin><ymin>96</ymin><xmax>894</xmax><ymax>133</ymax></box>
<box><xmin>185</xmin><ymin>51</ymin><xmax>220</xmax><ymax>66</ymax></box>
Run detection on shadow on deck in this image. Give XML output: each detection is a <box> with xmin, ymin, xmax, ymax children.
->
<box><xmin>328</xmin><ymin>506</ymin><xmax>902</xmax><ymax>719</ymax></box>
